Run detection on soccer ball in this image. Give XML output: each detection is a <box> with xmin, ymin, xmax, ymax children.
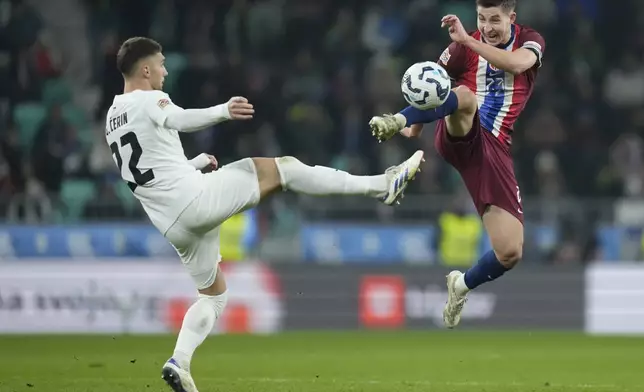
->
<box><xmin>401</xmin><ymin>61</ymin><xmax>452</xmax><ymax>110</ymax></box>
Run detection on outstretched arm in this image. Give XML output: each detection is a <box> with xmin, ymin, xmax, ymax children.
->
<box><xmin>165</xmin><ymin>105</ymin><xmax>230</xmax><ymax>132</ymax></box>
<box><xmin>165</xmin><ymin>97</ymin><xmax>254</xmax><ymax>132</ymax></box>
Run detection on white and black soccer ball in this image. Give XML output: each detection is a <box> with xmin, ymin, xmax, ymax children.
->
<box><xmin>401</xmin><ymin>61</ymin><xmax>452</xmax><ymax>110</ymax></box>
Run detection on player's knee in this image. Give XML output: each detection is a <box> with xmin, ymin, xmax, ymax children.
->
<box><xmin>197</xmin><ymin>265</ymin><xmax>228</xmax><ymax>295</ymax></box>
<box><xmin>493</xmin><ymin>241</ymin><xmax>523</xmax><ymax>268</ymax></box>
<box><xmin>453</xmin><ymin>86</ymin><xmax>477</xmax><ymax>114</ymax></box>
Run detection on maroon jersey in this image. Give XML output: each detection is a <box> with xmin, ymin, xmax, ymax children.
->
<box><xmin>437</xmin><ymin>24</ymin><xmax>545</xmax><ymax>145</ymax></box>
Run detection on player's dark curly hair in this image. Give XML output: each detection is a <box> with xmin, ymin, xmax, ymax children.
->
<box><xmin>476</xmin><ymin>0</ymin><xmax>516</xmax><ymax>12</ymax></box>
<box><xmin>116</xmin><ymin>37</ymin><xmax>162</xmax><ymax>77</ymax></box>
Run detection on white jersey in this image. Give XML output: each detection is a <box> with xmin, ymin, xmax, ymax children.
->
<box><xmin>105</xmin><ymin>90</ymin><xmax>203</xmax><ymax>234</ymax></box>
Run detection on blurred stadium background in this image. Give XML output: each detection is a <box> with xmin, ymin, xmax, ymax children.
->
<box><xmin>1</xmin><ymin>0</ymin><xmax>644</xmax><ymax>390</ymax></box>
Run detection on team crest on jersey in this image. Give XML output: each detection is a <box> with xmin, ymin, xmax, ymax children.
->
<box><xmin>157</xmin><ymin>99</ymin><xmax>170</xmax><ymax>109</ymax></box>
<box><xmin>439</xmin><ymin>48</ymin><xmax>451</xmax><ymax>64</ymax></box>
<box><xmin>489</xmin><ymin>64</ymin><xmax>500</xmax><ymax>71</ymax></box>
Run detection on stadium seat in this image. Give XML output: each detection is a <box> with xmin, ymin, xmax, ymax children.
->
<box><xmin>42</xmin><ymin>78</ymin><xmax>73</xmax><ymax>106</ymax></box>
<box><xmin>61</xmin><ymin>103</ymin><xmax>88</xmax><ymax>130</ymax></box>
<box><xmin>112</xmin><ymin>181</ymin><xmax>138</xmax><ymax>215</ymax></box>
<box><xmin>61</xmin><ymin>103</ymin><xmax>92</xmax><ymax>147</ymax></box>
<box><xmin>13</xmin><ymin>102</ymin><xmax>47</xmax><ymax>149</ymax></box>
<box><xmin>59</xmin><ymin>180</ymin><xmax>97</xmax><ymax>222</ymax></box>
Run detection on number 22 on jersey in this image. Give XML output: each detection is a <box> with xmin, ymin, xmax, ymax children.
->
<box><xmin>110</xmin><ymin>131</ymin><xmax>155</xmax><ymax>191</ymax></box>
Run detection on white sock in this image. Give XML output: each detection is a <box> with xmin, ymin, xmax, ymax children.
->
<box><xmin>455</xmin><ymin>273</ymin><xmax>471</xmax><ymax>296</ymax></box>
<box><xmin>172</xmin><ymin>292</ymin><xmax>228</xmax><ymax>372</ymax></box>
<box><xmin>274</xmin><ymin>156</ymin><xmax>387</xmax><ymax>197</ymax></box>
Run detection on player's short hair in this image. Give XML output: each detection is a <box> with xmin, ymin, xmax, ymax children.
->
<box><xmin>476</xmin><ymin>0</ymin><xmax>516</xmax><ymax>12</ymax></box>
<box><xmin>116</xmin><ymin>37</ymin><xmax>162</xmax><ymax>76</ymax></box>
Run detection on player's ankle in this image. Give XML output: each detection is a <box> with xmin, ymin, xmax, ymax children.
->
<box><xmin>172</xmin><ymin>351</ymin><xmax>191</xmax><ymax>371</ymax></box>
<box><xmin>393</xmin><ymin>113</ymin><xmax>406</xmax><ymax>129</ymax></box>
<box><xmin>455</xmin><ymin>273</ymin><xmax>470</xmax><ymax>296</ymax></box>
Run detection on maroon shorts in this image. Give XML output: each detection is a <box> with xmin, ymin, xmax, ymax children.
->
<box><xmin>434</xmin><ymin>111</ymin><xmax>523</xmax><ymax>224</ymax></box>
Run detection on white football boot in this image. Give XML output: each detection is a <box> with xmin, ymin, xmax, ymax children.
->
<box><xmin>161</xmin><ymin>358</ymin><xmax>199</xmax><ymax>392</ymax></box>
<box><xmin>443</xmin><ymin>270</ymin><xmax>468</xmax><ymax>329</ymax></box>
<box><xmin>381</xmin><ymin>150</ymin><xmax>425</xmax><ymax>206</ymax></box>
<box><xmin>369</xmin><ymin>113</ymin><xmax>406</xmax><ymax>143</ymax></box>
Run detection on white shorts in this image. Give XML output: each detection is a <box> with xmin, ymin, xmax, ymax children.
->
<box><xmin>164</xmin><ymin>158</ymin><xmax>261</xmax><ymax>290</ymax></box>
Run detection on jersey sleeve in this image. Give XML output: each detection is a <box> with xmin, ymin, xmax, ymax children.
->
<box><xmin>437</xmin><ymin>42</ymin><xmax>469</xmax><ymax>80</ymax></box>
<box><xmin>144</xmin><ymin>91</ymin><xmax>182</xmax><ymax>127</ymax></box>
<box><xmin>519</xmin><ymin>27</ymin><xmax>545</xmax><ymax>68</ymax></box>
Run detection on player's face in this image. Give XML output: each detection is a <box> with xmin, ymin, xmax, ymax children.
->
<box><xmin>143</xmin><ymin>52</ymin><xmax>168</xmax><ymax>91</ymax></box>
<box><xmin>476</xmin><ymin>6</ymin><xmax>516</xmax><ymax>46</ymax></box>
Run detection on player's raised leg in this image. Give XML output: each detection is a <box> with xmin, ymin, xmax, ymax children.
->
<box><xmin>251</xmin><ymin>151</ymin><xmax>425</xmax><ymax>205</ymax></box>
<box><xmin>369</xmin><ymin>85</ymin><xmax>477</xmax><ymax>142</ymax></box>
<box><xmin>443</xmin><ymin>206</ymin><xmax>523</xmax><ymax>328</ymax></box>
<box><xmin>162</xmin><ymin>262</ymin><xmax>228</xmax><ymax>392</ymax></box>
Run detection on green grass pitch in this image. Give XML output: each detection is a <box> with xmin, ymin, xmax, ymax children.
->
<box><xmin>0</xmin><ymin>331</ymin><xmax>642</xmax><ymax>392</ymax></box>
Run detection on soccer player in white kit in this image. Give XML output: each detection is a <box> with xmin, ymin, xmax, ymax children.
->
<box><xmin>105</xmin><ymin>37</ymin><xmax>424</xmax><ymax>392</ymax></box>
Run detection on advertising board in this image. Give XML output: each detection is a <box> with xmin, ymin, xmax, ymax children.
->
<box><xmin>276</xmin><ymin>265</ymin><xmax>584</xmax><ymax>331</ymax></box>
<box><xmin>0</xmin><ymin>262</ymin><xmax>584</xmax><ymax>333</ymax></box>
<box><xmin>585</xmin><ymin>263</ymin><xmax>644</xmax><ymax>335</ymax></box>
<box><xmin>0</xmin><ymin>261</ymin><xmax>284</xmax><ymax>334</ymax></box>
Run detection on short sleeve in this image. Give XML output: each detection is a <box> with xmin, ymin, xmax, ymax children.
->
<box><xmin>437</xmin><ymin>42</ymin><xmax>468</xmax><ymax>80</ymax></box>
<box><xmin>145</xmin><ymin>91</ymin><xmax>180</xmax><ymax>127</ymax></box>
<box><xmin>519</xmin><ymin>27</ymin><xmax>546</xmax><ymax>68</ymax></box>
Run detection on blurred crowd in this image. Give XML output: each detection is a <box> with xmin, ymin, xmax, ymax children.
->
<box><xmin>0</xmin><ymin>0</ymin><xmax>643</xmax><ymax>225</ymax></box>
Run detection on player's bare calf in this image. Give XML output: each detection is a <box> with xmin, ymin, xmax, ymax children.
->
<box><xmin>483</xmin><ymin>206</ymin><xmax>523</xmax><ymax>268</ymax></box>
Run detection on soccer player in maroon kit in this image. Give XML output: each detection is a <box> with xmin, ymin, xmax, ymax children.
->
<box><xmin>369</xmin><ymin>0</ymin><xmax>545</xmax><ymax>328</ymax></box>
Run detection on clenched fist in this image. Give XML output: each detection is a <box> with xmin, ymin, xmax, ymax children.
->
<box><xmin>201</xmin><ymin>154</ymin><xmax>218</xmax><ymax>173</ymax></box>
<box><xmin>227</xmin><ymin>96</ymin><xmax>254</xmax><ymax>120</ymax></box>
